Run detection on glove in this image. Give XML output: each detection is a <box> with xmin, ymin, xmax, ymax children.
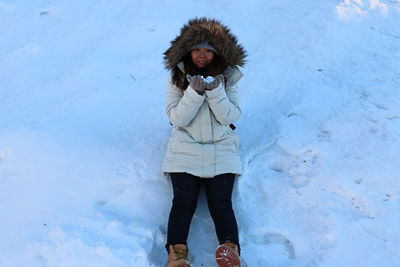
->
<box><xmin>205</xmin><ymin>74</ymin><xmax>225</xmax><ymax>90</ymax></box>
<box><xmin>186</xmin><ymin>74</ymin><xmax>206</xmax><ymax>95</ymax></box>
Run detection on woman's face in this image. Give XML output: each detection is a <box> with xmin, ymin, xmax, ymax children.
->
<box><xmin>191</xmin><ymin>48</ymin><xmax>214</xmax><ymax>68</ymax></box>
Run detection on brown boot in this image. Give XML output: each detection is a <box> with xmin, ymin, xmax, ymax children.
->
<box><xmin>215</xmin><ymin>242</ymin><xmax>241</xmax><ymax>267</ymax></box>
<box><xmin>166</xmin><ymin>244</ymin><xmax>191</xmax><ymax>267</ymax></box>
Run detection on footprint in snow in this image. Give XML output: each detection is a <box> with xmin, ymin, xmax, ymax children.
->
<box><xmin>327</xmin><ymin>186</ymin><xmax>375</xmax><ymax>219</ymax></box>
<box><xmin>317</xmin><ymin>129</ymin><xmax>332</xmax><ymax>142</ymax></box>
<box><xmin>249</xmin><ymin>232</ymin><xmax>296</xmax><ymax>259</ymax></box>
<box><xmin>268</xmin><ymin>145</ymin><xmax>320</xmax><ymax>188</ymax></box>
<box><xmin>116</xmin><ymin>159</ymin><xmax>147</xmax><ymax>180</ymax></box>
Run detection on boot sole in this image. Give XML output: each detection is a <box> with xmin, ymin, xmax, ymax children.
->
<box><xmin>215</xmin><ymin>245</ymin><xmax>241</xmax><ymax>267</ymax></box>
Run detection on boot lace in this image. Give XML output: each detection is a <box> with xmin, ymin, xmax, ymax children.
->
<box><xmin>171</xmin><ymin>246</ymin><xmax>188</xmax><ymax>260</ymax></box>
<box><xmin>223</xmin><ymin>242</ymin><xmax>238</xmax><ymax>253</ymax></box>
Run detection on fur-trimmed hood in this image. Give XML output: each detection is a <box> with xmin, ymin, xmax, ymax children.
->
<box><xmin>164</xmin><ymin>17</ymin><xmax>247</xmax><ymax>71</ymax></box>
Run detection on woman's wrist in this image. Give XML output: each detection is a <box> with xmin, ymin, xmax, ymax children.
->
<box><xmin>195</xmin><ymin>89</ymin><xmax>204</xmax><ymax>95</ymax></box>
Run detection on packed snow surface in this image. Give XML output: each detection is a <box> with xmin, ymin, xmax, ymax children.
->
<box><xmin>1</xmin><ymin>0</ymin><xmax>400</xmax><ymax>266</ymax></box>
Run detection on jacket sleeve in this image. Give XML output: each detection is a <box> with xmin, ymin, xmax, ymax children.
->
<box><xmin>165</xmin><ymin>80</ymin><xmax>206</xmax><ymax>127</ymax></box>
<box><xmin>205</xmin><ymin>83</ymin><xmax>241</xmax><ymax>125</ymax></box>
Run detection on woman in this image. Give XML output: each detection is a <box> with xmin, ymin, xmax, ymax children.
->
<box><xmin>162</xmin><ymin>17</ymin><xmax>246</xmax><ymax>267</ymax></box>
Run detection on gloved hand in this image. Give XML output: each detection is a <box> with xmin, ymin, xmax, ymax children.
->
<box><xmin>205</xmin><ymin>74</ymin><xmax>225</xmax><ymax>90</ymax></box>
<box><xmin>186</xmin><ymin>74</ymin><xmax>206</xmax><ymax>95</ymax></box>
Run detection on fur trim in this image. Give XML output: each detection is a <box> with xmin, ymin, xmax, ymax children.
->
<box><xmin>164</xmin><ymin>17</ymin><xmax>247</xmax><ymax>70</ymax></box>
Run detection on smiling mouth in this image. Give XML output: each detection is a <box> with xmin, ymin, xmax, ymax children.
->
<box><xmin>194</xmin><ymin>59</ymin><xmax>209</xmax><ymax>68</ymax></box>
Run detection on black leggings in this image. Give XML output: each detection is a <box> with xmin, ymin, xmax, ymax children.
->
<box><xmin>166</xmin><ymin>172</ymin><xmax>240</xmax><ymax>252</ymax></box>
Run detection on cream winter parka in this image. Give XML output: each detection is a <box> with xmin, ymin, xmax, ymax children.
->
<box><xmin>161</xmin><ymin>17</ymin><xmax>247</xmax><ymax>178</ymax></box>
<box><xmin>162</xmin><ymin>65</ymin><xmax>243</xmax><ymax>178</ymax></box>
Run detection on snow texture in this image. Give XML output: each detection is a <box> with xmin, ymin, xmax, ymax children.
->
<box><xmin>1</xmin><ymin>0</ymin><xmax>399</xmax><ymax>266</ymax></box>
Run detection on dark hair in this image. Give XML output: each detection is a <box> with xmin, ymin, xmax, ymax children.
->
<box><xmin>171</xmin><ymin>52</ymin><xmax>228</xmax><ymax>90</ymax></box>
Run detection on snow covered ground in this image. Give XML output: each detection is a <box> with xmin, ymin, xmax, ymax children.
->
<box><xmin>1</xmin><ymin>0</ymin><xmax>399</xmax><ymax>266</ymax></box>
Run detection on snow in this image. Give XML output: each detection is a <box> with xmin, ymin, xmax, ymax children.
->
<box><xmin>1</xmin><ymin>0</ymin><xmax>399</xmax><ymax>266</ymax></box>
<box><xmin>203</xmin><ymin>76</ymin><xmax>216</xmax><ymax>83</ymax></box>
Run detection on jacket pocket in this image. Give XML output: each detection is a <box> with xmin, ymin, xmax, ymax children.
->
<box><xmin>169</xmin><ymin>130</ymin><xmax>199</xmax><ymax>156</ymax></box>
